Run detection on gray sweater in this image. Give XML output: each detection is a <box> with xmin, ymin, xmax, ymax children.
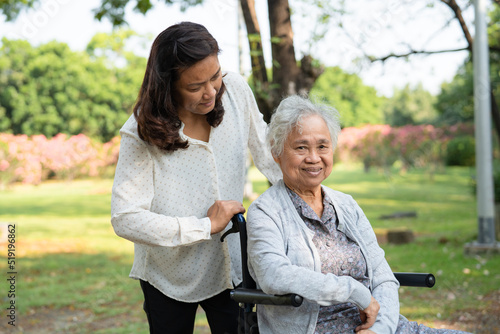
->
<box><xmin>247</xmin><ymin>180</ymin><xmax>400</xmax><ymax>333</ymax></box>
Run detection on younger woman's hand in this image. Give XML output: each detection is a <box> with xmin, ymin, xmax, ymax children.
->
<box><xmin>207</xmin><ymin>200</ymin><xmax>245</xmax><ymax>234</ymax></box>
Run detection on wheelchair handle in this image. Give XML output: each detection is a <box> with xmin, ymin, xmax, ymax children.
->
<box><xmin>220</xmin><ymin>213</ymin><xmax>245</xmax><ymax>242</ymax></box>
<box><xmin>231</xmin><ymin>288</ymin><xmax>303</xmax><ymax>307</ymax></box>
<box><xmin>394</xmin><ymin>272</ymin><xmax>435</xmax><ymax>288</ymax></box>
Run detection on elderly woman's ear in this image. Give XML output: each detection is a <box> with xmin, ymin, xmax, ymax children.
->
<box><xmin>272</xmin><ymin>153</ymin><xmax>280</xmax><ymax>164</ymax></box>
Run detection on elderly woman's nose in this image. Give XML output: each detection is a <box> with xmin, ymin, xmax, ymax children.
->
<box><xmin>305</xmin><ymin>149</ymin><xmax>321</xmax><ymax>162</ymax></box>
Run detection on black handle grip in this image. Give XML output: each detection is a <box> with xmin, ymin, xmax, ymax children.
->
<box><xmin>231</xmin><ymin>288</ymin><xmax>303</xmax><ymax>307</ymax></box>
<box><xmin>220</xmin><ymin>214</ymin><xmax>244</xmax><ymax>242</ymax></box>
<box><xmin>394</xmin><ymin>272</ymin><xmax>435</xmax><ymax>288</ymax></box>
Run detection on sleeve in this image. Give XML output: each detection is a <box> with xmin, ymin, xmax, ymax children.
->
<box><xmin>232</xmin><ymin>73</ymin><xmax>282</xmax><ymax>184</ymax></box>
<box><xmin>348</xmin><ymin>197</ymin><xmax>400</xmax><ymax>334</ymax></box>
<box><xmin>110</xmin><ymin>123</ymin><xmax>212</xmax><ymax>247</ymax></box>
<box><xmin>246</xmin><ymin>202</ymin><xmax>372</xmax><ymax>310</ymax></box>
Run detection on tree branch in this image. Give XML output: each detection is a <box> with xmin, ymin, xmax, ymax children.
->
<box><xmin>369</xmin><ymin>47</ymin><xmax>470</xmax><ymax>62</ymax></box>
<box><xmin>440</xmin><ymin>0</ymin><xmax>473</xmax><ymax>50</ymax></box>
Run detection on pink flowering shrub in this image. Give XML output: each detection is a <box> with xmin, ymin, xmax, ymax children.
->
<box><xmin>0</xmin><ymin>122</ymin><xmax>475</xmax><ymax>188</ymax></box>
<box><xmin>41</xmin><ymin>134</ymin><xmax>101</xmax><ymax>179</ymax></box>
<box><xmin>94</xmin><ymin>135</ymin><xmax>121</xmax><ymax>178</ymax></box>
<box><xmin>0</xmin><ymin>133</ymin><xmax>43</xmax><ymax>187</ymax></box>
<box><xmin>337</xmin><ymin>125</ymin><xmax>399</xmax><ymax>172</ymax></box>
<box><xmin>0</xmin><ymin>133</ymin><xmax>120</xmax><ymax>188</ymax></box>
<box><xmin>392</xmin><ymin>125</ymin><xmax>446</xmax><ymax>171</ymax></box>
<box><xmin>337</xmin><ymin>123</ymin><xmax>474</xmax><ymax>173</ymax></box>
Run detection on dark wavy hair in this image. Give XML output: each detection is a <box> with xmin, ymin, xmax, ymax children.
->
<box><xmin>133</xmin><ymin>22</ymin><xmax>226</xmax><ymax>152</ymax></box>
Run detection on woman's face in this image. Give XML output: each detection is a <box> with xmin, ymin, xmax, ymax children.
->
<box><xmin>275</xmin><ymin>114</ymin><xmax>333</xmax><ymax>193</ymax></box>
<box><xmin>175</xmin><ymin>55</ymin><xmax>222</xmax><ymax>120</ymax></box>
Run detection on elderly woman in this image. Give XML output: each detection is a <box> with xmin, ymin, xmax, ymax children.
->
<box><xmin>246</xmin><ymin>95</ymin><xmax>470</xmax><ymax>334</ymax></box>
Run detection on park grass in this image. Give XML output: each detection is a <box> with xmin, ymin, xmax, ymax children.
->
<box><xmin>0</xmin><ymin>165</ymin><xmax>498</xmax><ymax>333</ymax></box>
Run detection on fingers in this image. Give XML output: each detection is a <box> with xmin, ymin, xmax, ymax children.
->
<box><xmin>359</xmin><ymin>310</ymin><xmax>366</xmax><ymax>323</ymax></box>
<box><xmin>355</xmin><ymin>296</ymin><xmax>380</xmax><ymax>332</ymax></box>
<box><xmin>207</xmin><ymin>200</ymin><xmax>245</xmax><ymax>234</ymax></box>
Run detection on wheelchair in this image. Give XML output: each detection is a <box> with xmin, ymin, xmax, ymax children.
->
<box><xmin>221</xmin><ymin>214</ymin><xmax>436</xmax><ymax>334</ymax></box>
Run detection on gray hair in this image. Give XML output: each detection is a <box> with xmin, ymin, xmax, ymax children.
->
<box><xmin>267</xmin><ymin>95</ymin><xmax>341</xmax><ymax>157</ymax></box>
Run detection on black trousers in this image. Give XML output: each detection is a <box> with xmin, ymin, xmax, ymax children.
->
<box><xmin>140</xmin><ymin>280</ymin><xmax>240</xmax><ymax>334</ymax></box>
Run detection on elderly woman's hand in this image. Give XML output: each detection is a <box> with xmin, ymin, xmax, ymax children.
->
<box><xmin>207</xmin><ymin>200</ymin><xmax>245</xmax><ymax>234</ymax></box>
<box><xmin>356</xmin><ymin>296</ymin><xmax>380</xmax><ymax>332</ymax></box>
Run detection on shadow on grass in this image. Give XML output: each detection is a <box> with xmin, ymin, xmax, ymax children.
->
<box><xmin>0</xmin><ymin>251</ymin><xmax>211</xmax><ymax>333</ymax></box>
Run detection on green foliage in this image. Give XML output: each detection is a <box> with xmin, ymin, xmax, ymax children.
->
<box><xmin>310</xmin><ymin>66</ymin><xmax>385</xmax><ymax>127</ymax></box>
<box><xmin>435</xmin><ymin>62</ymin><xmax>475</xmax><ymax>125</ymax></box>
<box><xmin>383</xmin><ymin>83</ymin><xmax>438</xmax><ymax>126</ymax></box>
<box><xmin>494</xmin><ymin>160</ymin><xmax>500</xmax><ymax>202</ymax></box>
<box><xmin>488</xmin><ymin>4</ymin><xmax>500</xmax><ymax>48</ymax></box>
<box><xmin>93</xmin><ymin>0</ymin><xmax>203</xmax><ymax>26</ymax></box>
<box><xmin>489</xmin><ymin>5</ymin><xmax>500</xmax><ymax>117</ymax></box>
<box><xmin>436</xmin><ymin>5</ymin><xmax>500</xmax><ymax>126</ymax></box>
<box><xmin>445</xmin><ymin>136</ymin><xmax>476</xmax><ymax>167</ymax></box>
<box><xmin>0</xmin><ymin>0</ymin><xmax>203</xmax><ymax>25</ymax></box>
<box><xmin>0</xmin><ymin>32</ymin><xmax>146</xmax><ymax>141</ymax></box>
<box><xmin>0</xmin><ymin>0</ymin><xmax>38</xmax><ymax>21</ymax></box>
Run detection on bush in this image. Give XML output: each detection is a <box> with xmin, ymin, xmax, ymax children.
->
<box><xmin>445</xmin><ymin>136</ymin><xmax>476</xmax><ymax>166</ymax></box>
<box><xmin>0</xmin><ymin>133</ymin><xmax>120</xmax><ymax>188</ymax></box>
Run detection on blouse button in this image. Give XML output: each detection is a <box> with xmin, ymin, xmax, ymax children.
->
<box><xmin>326</xmin><ymin>241</ymin><xmax>332</xmax><ymax>247</ymax></box>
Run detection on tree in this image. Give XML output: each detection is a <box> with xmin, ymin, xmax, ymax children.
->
<box><xmin>88</xmin><ymin>0</ymin><xmax>500</xmax><ymax>126</ymax></box>
<box><xmin>0</xmin><ymin>30</ymin><xmax>146</xmax><ymax>141</ymax></box>
<box><xmin>353</xmin><ymin>1</ymin><xmax>500</xmax><ymax>143</ymax></box>
<box><xmin>309</xmin><ymin>67</ymin><xmax>385</xmax><ymax>127</ymax></box>
<box><xmin>0</xmin><ymin>0</ymin><xmax>328</xmax><ymax>122</ymax></box>
<box><xmin>384</xmin><ymin>83</ymin><xmax>438</xmax><ymax>127</ymax></box>
<box><xmin>435</xmin><ymin>62</ymin><xmax>474</xmax><ymax>125</ymax></box>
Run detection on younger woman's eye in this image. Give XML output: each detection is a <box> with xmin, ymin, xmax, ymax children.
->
<box><xmin>211</xmin><ymin>72</ymin><xmax>221</xmax><ymax>81</ymax></box>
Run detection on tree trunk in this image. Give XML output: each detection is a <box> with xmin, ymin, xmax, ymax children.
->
<box><xmin>240</xmin><ymin>0</ymin><xmax>323</xmax><ymax>122</ymax></box>
<box><xmin>239</xmin><ymin>0</ymin><xmax>273</xmax><ymax>120</ymax></box>
<box><xmin>268</xmin><ymin>0</ymin><xmax>300</xmax><ymax>99</ymax></box>
<box><xmin>266</xmin><ymin>0</ymin><xmax>323</xmax><ymax>119</ymax></box>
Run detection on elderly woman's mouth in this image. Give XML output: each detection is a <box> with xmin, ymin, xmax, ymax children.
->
<box><xmin>302</xmin><ymin>167</ymin><xmax>322</xmax><ymax>175</ymax></box>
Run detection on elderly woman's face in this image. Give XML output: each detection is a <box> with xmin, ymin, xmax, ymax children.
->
<box><xmin>275</xmin><ymin>114</ymin><xmax>333</xmax><ymax>192</ymax></box>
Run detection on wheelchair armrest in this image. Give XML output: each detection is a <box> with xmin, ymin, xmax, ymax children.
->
<box><xmin>394</xmin><ymin>272</ymin><xmax>435</xmax><ymax>288</ymax></box>
<box><xmin>231</xmin><ymin>288</ymin><xmax>303</xmax><ymax>307</ymax></box>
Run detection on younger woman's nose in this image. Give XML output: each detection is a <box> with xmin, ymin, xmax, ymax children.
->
<box><xmin>204</xmin><ymin>83</ymin><xmax>217</xmax><ymax>99</ymax></box>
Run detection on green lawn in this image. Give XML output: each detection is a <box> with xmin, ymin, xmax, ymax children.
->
<box><xmin>0</xmin><ymin>165</ymin><xmax>498</xmax><ymax>333</ymax></box>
